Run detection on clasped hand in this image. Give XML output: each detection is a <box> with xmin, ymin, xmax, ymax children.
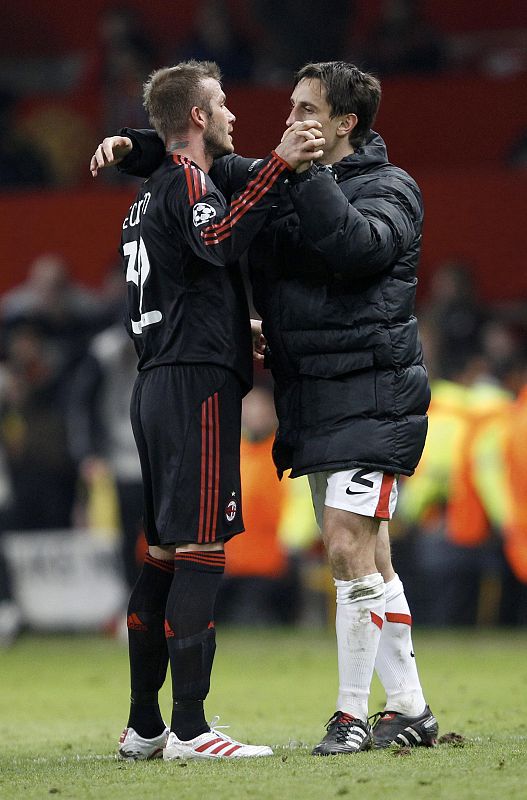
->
<box><xmin>274</xmin><ymin>120</ymin><xmax>324</xmax><ymax>172</ymax></box>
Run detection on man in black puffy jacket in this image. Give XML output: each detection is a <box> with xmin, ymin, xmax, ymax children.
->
<box><xmin>90</xmin><ymin>61</ymin><xmax>437</xmax><ymax>754</ymax></box>
<box><xmin>259</xmin><ymin>62</ymin><xmax>437</xmax><ymax>755</ymax></box>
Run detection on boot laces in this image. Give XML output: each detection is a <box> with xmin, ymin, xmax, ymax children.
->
<box><xmin>326</xmin><ymin>712</ymin><xmax>364</xmax><ymax>743</ymax></box>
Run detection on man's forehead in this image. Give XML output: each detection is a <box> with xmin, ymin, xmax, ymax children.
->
<box><xmin>291</xmin><ymin>78</ymin><xmax>326</xmax><ymax>104</ymax></box>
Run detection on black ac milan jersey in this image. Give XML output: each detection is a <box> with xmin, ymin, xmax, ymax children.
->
<box><xmin>120</xmin><ymin>150</ymin><xmax>289</xmax><ymax>391</ymax></box>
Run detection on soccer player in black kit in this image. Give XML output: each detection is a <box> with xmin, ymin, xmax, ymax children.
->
<box><xmin>90</xmin><ymin>61</ymin><xmax>323</xmax><ymax>761</ymax></box>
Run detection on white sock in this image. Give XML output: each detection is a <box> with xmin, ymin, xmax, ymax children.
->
<box><xmin>335</xmin><ymin>572</ymin><xmax>385</xmax><ymax>722</ymax></box>
<box><xmin>374</xmin><ymin>574</ymin><xmax>426</xmax><ymax>716</ymax></box>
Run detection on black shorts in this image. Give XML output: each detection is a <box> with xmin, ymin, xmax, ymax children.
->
<box><xmin>130</xmin><ymin>364</ymin><xmax>245</xmax><ymax>546</ymax></box>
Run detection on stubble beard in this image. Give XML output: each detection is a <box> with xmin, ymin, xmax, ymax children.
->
<box><xmin>203</xmin><ymin>119</ymin><xmax>233</xmax><ymax>160</ymax></box>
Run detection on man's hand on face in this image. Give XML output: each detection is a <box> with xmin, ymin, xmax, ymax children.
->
<box><xmin>280</xmin><ymin>120</ymin><xmax>321</xmax><ymax>143</ymax></box>
<box><xmin>90</xmin><ymin>136</ymin><xmax>133</xmax><ymax>177</ymax></box>
<box><xmin>275</xmin><ymin>120</ymin><xmax>324</xmax><ymax>172</ymax></box>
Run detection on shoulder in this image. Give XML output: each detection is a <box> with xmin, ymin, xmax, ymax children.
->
<box><xmin>347</xmin><ymin>163</ymin><xmax>422</xmax><ymax>209</ymax></box>
<box><xmin>383</xmin><ymin>166</ymin><xmax>423</xmax><ymax>216</ymax></box>
<box><xmin>172</xmin><ymin>155</ymin><xmax>209</xmax><ymax>204</ymax></box>
<box><xmin>157</xmin><ymin>156</ymin><xmax>209</xmax><ymax>208</ymax></box>
<box><xmin>384</xmin><ymin>164</ymin><xmax>421</xmax><ymax>195</ymax></box>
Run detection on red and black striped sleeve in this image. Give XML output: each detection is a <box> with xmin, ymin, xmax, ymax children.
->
<box><xmin>170</xmin><ymin>151</ymin><xmax>289</xmax><ymax>266</ymax></box>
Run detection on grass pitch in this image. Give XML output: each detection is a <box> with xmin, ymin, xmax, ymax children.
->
<box><xmin>1</xmin><ymin>628</ymin><xmax>527</xmax><ymax>799</ymax></box>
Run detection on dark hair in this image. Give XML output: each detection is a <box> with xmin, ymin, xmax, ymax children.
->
<box><xmin>143</xmin><ymin>60</ymin><xmax>221</xmax><ymax>142</ymax></box>
<box><xmin>293</xmin><ymin>61</ymin><xmax>381</xmax><ymax>148</ymax></box>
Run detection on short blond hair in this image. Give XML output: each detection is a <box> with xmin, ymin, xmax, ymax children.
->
<box><xmin>143</xmin><ymin>60</ymin><xmax>221</xmax><ymax>142</ymax></box>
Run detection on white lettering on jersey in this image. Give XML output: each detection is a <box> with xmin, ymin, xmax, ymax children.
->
<box><xmin>193</xmin><ymin>202</ymin><xmax>216</xmax><ymax>227</ymax></box>
<box><xmin>123</xmin><ymin>192</ymin><xmax>151</xmax><ymax>230</ymax></box>
<box><xmin>123</xmin><ymin>236</ymin><xmax>162</xmax><ymax>334</ymax></box>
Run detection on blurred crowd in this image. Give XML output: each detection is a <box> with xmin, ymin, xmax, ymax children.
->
<box><xmin>395</xmin><ymin>263</ymin><xmax>527</xmax><ymax>627</ymax></box>
<box><xmin>0</xmin><ymin>254</ymin><xmax>527</xmax><ymax>643</ymax></box>
<box><xmin>1</xmin><ymin>0</ymin><xmax>527</xmax><ymax>188</ymax></box>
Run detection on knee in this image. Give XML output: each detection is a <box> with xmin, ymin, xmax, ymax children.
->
<box><xmin>325</xmin><ymin>535</ymin><xmax>359</xmax><ymax>574</ymax></box>
<box><xmin>323</xmin><ymin>512</ymin><xmax>379</xmax><ymax>578</ymax></box>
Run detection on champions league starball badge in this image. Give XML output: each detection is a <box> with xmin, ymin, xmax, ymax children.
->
<box><xmin>192</xmin><ymin>202</ymin><xmax>216</xmax><ymax>226</ymax></box>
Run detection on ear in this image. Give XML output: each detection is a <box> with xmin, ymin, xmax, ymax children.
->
<box><xmin>190</xmin><ymin>105</ymin><xmax>208</xmax><ymax>131</ymax></box>
<box><xmin>337</xmin><ymin>113</ymin><xmax>358</xmax><ymax>139</ymax></box>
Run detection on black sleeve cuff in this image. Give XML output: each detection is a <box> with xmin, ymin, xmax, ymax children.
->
<box><xmin>116</xmin><ymin>128</ymin><xmax>142</xmax><ymax>173</ymax></box>
<box><xmin>116</xmin><ymin>128</ymin><xmax>166</xmax><ymax>177</ymax></box>
<box><xmin>287</xmin><ymin>165</ymin><xmax>319</xmax><ymax>184</ymax></box>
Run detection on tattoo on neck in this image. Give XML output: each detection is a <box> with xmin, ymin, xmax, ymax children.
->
<box><xmin>167</xmin><ymin>141</ymin><xmax>189</xmax><ymax>152</ymax></box>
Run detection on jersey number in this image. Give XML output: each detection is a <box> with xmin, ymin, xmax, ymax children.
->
<box><xmin>123</xmin><ymin>238</ymin><xmax>162</xmax><ymax>335</ymax></box>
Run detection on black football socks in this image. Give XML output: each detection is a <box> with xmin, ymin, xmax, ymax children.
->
<box><xmin>127</xmin><ymin>553</ymin><xmax>174</xmax><ymax>738</ymax></box>
<box><xmin>166</xmin><ymin>551</ymin><xmax>225</xmax><ymax>741</ymax></box>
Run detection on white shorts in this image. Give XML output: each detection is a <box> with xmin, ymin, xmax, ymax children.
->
<box><xmin>308</xmin><ymin>468</ymin><xmax>398</xmax><ymax>529</ymax></box>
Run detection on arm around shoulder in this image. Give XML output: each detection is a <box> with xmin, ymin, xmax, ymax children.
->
<box><xmin>117</xmin><ymin>128</ymin><xmax>166</xmax><ymax>178</ymax></box>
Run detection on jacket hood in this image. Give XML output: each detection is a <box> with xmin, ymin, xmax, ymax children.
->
<box><xmin>332</xmin><ymin>130</ymin><xmax>389</xmax><ymax>179</ymax></box>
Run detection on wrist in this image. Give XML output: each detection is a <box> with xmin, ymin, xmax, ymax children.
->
<box><xmin>271</xmin><ymin>149</ymin><xmax>293</xmax><ymax>171</ymax></box>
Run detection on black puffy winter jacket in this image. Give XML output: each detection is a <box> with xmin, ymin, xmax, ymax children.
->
<box><xmin>249</xmin><ymin>132</ymin><xmax>430</xmax><ymax>478</ymax></box>
<box><xmin>119</xmin><ymin>129</ymin><xmax>430</xmax><ymax>479</ymax></box>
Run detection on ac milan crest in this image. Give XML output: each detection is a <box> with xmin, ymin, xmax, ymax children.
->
<box><xmin>225</xmin><ymin>499</ymin><xmax>237</xmax><ymax>522</ymax></box>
